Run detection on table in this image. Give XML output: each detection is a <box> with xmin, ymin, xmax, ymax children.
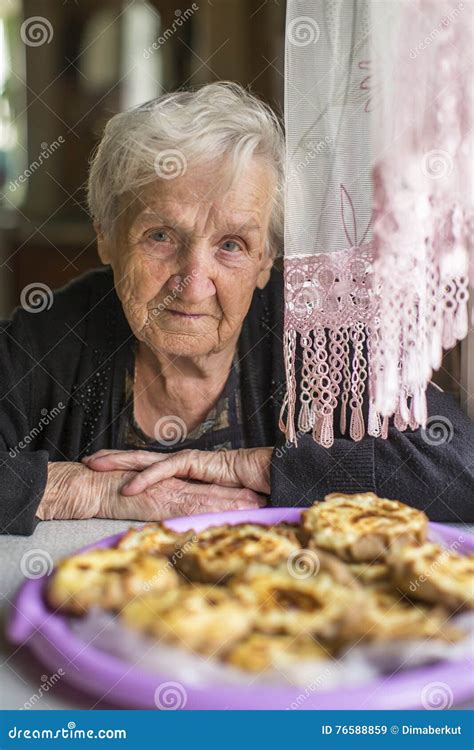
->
<box><xmin>1</xmin><ymin>519</ymin><xmax>473</xmax><ymax>710</ymax></box>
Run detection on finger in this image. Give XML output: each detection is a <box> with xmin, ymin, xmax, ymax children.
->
<box><xmin>178</xmin><ymin>483</ymin><xmax>267</xmax><ymax>508</ymax></box>
<box><xmin>87</xmin><ymin>450</ymin><xmax>167</xmax><ymax>472</ymax></box>
<box><xmin>82</xmin><ymin>449</ymin><xmax>123</xmax><ymax>462</ymax></box>
<box><xmin>121</xmin><ymin>452</ymin><xmax>239</xmax><ymax>495</ymax></box>
<box><xmin>119</xmin><ymin>487</ymin><xmax>268</xmax><ymax>523</ymax></box>
<box><xmin>121</xmin><ymin>454</ymin><xmax>196</xmax><ymax>495</ymax></box>
<box><xmin>183</xmin><ymin>490</ymin><xmax>267</xmax><ymax>513</ymax></box>
<box><xmin>121</xmin><ymin>491</ymin><xmax>262</xmax><ymax>523</ymax></box>
<box><xmin>193</xmin><ymin>484</ymin><xmax>266</xmax><ymax>508</ymax></box>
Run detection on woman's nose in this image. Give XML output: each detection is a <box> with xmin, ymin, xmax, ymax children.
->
<box><xmin>168</xmin><ymin>260</ymin><xmax>216</xmax><ymax>304</ymax></box>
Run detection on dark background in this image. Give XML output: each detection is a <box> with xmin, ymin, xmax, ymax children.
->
<box><xmin>0</xmin><ymin>0</ymin><xmax>463</xmax><ymax>398</ymax></box>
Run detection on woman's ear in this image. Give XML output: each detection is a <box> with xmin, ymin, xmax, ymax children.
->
<box><xmin>256</xmin><ymin>252</ymin><xmax>274</xmax><ymax>289</ymax></box>
<box><xmin>94</xmin><ymin>223</ymin><xmax>112</xmax><ymax>265</ymax></box>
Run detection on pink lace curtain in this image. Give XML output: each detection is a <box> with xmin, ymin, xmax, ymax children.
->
<box><xmin>280</xmin><ymin>0</ymin><xmax>473</xmax><ymax>448</ymax></box>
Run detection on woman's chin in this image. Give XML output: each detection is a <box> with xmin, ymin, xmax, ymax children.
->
<box><xmin>143</xmin><ymin>328</ymin><xmax>219</xmax><ymax>358</ymax></box>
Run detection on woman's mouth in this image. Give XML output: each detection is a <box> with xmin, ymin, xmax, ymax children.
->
<box><xmin>167</xmin><ymin>309</ymin><xmax>206</xmax><ymax>319</ymax></box>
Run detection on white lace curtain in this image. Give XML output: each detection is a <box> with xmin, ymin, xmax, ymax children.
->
<box><xmin>280</xmin><ymin>0</ymin><xmax>473</xmax><ymax>448</ymax></box>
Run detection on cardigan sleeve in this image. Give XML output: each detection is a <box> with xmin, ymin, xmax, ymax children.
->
<box><xmin>0</xmin><ymin>311</ymin><xmax>49</xmax><ymax>535</ymax></box>
<box><xmin>270</xmin><ymin>384</ymin><xmax>474</xmax><ymax>522</ymax></box>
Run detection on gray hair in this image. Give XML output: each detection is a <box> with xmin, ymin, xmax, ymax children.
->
<box><xmin>87</xmin><ymin>81</ymin><xmax>284</xmax><ymax>256</ymax></box>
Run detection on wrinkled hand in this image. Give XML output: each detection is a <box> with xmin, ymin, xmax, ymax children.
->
<box><xmin>38</xmin><ymin>460</ymin><xmax>265</xmax><ymax>523</ymax></box>
<box><xmin>82</xmin><ymin>447</ymin><xmax>273</xmax><ymax>498</ymax></box>
<box><xmin>98</xmin><ymin>475</ymin><xmax>266</xmax><ymax>520</ymax></box>
<box><xmin>37</xmin><ymin>462</ymin><xmax>106</xmax><ymax>521</ymax></box>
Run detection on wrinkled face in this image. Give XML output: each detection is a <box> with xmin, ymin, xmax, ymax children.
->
<box><xmin>98</xmin><ymin>159</ymin><xmax>275</xmax><ymax>358</ymax></box>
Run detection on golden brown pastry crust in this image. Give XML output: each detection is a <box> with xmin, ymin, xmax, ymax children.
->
<box><xmin>121</xmin><ymin>585</ymin><xmax>254</xmax><ymax>655</ymax></box>
<box><xmin>117</xmin><ymin>522</ymin><xmax>192</xmax><ymax>557</ymax></box>
<box><xmin>232</xmin><ymin>564</ymin><xmax>363</xmax><ymax>639</ymax></box>
<box><xmin>387</xmin><ymin>542</ymin><xmax>474</xmax><ymax>610</ymax></box>
<box><xmin>45</xmin><ymin>494</ymin><xmax>470</xmax><ymax>672</ymax></box>
<box><xmin>177</xmin><ymin>523</ymin><xmax>301</xmax><ymax>583</ymax></box>
<box><xmin>305</xmin><ymin>542</ymin><xmax>364</xmax><ymax>589</ymax></box>
<box><xmin>346</xmin><ymin>562</ymin><xmax>392</xmax><ymax>584</ymax></box>
<box><xmin>302</xmin><ymin>492</ymin><xmax>428</xmax><ymax>562</ymax></box>
<box><xmin>46</xmin><ymin>548</ymin><xmax>178</xmax><ymax>615</ymax></box>
<box><xmin>351</xmin><ymin>583</ymin><xmax>463</xmax><ymax>643</ymax></box>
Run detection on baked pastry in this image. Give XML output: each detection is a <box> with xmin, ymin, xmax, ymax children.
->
<box><xmin>117</xmin><ymin>522</ymin><xmax>191</xmax><ymax>557</ymax></box>
<box><xmin>233</xmin><ymin>564</ymin><xmax>362</xmax><ymax>639</ymax></box>
<box><xmin>225</xmin><ymin>633</ymin><xmax>331</xmax><ymax>672</ymax></box>
<box><xmin>46</xmin><ymin>548</ymin><xmax>178</xmax><ymax>615</ymax></box>
<box><xmin>274</xmin><ymin>522</ymin><xmax>306</xmax><ymax>545</ymax></box>
<box><xmin>121</xmin><ymin>585</ymin><xmax>253</xmax><ymax>655</ymax></box>
<box><xmin>177</xmin><ymin>523</ymin><xmax>301</xmax><ymax>583</ymax></box>
<box><xmin>347</xmin><ymin>562</ymin><xmax>391</xmax><ymax>585</ymax></box>
<box><xmin>304</xmin><ymin>542</ymin><xmax>363</xmax><ymax>589</ymax></box>
<box><xmin>387</xmin><ymin>542</ymin><xmax>474</xmax><ymax>610</ymax></box>
<box><xmin>301</xmin><ymin>492</ymin><xmax>428</xmax><ymax>562</ymax></box>
<box><xmin>353</xmin><ymin>583</ymin><xmax>462</xmax><ymax>643</ymax></box>
<box><xmin>46</xmin><ymin>491</ymin><xmax>469</xmax><ymax>672</ymax></box>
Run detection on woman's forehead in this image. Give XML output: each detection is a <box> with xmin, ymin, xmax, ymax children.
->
<box><xmin>147</xmin><ymin>159</ymin><xmax>273</xmax><ymax>201</ymax></box>
<box><xmin>135</xmin><ymin>201</ymin><xmax>263</xmax><ymax>224</ymax></box>
<box><xmin>122</xmin><ymin>160</ymin><xmax>275</xmax><ymax>236</ymax></box>
<box><xmin>131</xmin><ymin>181</ymin><xmax>273</xmax><ymax>230</ymax></box>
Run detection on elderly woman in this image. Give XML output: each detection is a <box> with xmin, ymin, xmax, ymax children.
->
<box><xmin>1</xmin><ymin>82</ymin><xmax>473</xmax><ymax>535</ymax></box>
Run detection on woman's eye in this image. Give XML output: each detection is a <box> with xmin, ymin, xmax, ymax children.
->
<box><xmin>221</xmin><ymin>240</ymin><xmax>241</xmax><ymax>252</ymax></box>
<box><xmin>148</xmin><ymin>230</ymin><xmax>170</xmax><ymax>243</ymax></box>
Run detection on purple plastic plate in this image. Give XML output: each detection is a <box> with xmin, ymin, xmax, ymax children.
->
<box><xmin>7</xmin><ymin>508</ymin><xmax>474</xmax><ymax>710</ymax></box>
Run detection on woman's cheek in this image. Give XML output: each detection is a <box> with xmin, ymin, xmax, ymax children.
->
<box><xmin>119</xmin><ymin>256</ymin><xmax>157</xmax><ymax>302</ymax></box>
<box><xmin>218</xmin><ymin>273</ymin><xmax>257</xmax><ymax>325</ymax></box>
